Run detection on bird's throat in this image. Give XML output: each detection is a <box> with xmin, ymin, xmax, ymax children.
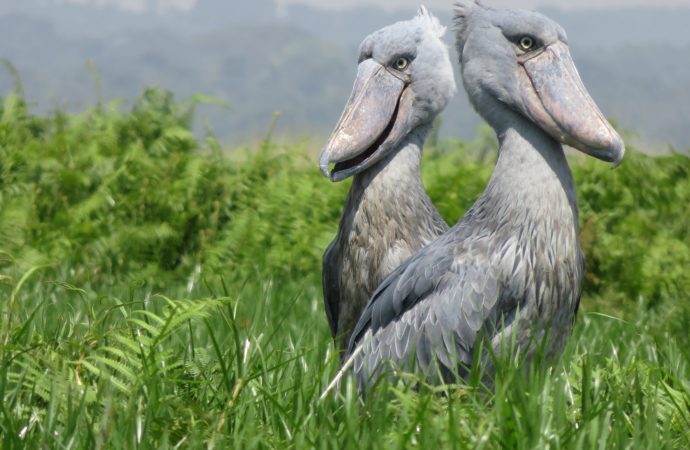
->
<box><xmin>479</xmin><ymin>124</ymin><xmax>579</xmax><ymax>236</ymax></box>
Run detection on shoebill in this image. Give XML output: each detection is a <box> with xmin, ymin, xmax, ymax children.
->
<box><xmin>342</xmin><ymin>1</ymin><xmax>625</xmax><ymax>389</ymax></box>
<box><xmin>319</xmin><ymin>8</ymin><xmax>456</xmax><ymax>354</ymax></box>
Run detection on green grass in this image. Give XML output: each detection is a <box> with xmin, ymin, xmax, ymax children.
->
<box><xmin>1</xmin><ymin>88</ymin><xmax>689</xmax><ymax>448</ymax></box>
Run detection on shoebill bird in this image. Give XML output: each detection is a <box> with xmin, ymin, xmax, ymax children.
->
<box><xmin>341</xmin><ymin>1</ymin><xmax>625</xmax><ymax>389</ymax></box>
<box><xmin>320</xmin><ymin>8</ymin><xmax>456</xmax><ymax>353</ymax></box>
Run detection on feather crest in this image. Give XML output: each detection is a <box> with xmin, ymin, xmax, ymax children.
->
<box><xmin>453</xmin><ymin>0</ymin><xmax>483</xmax><ymax>28</ymax></box>
<box><xmin>416</xmin><ymin>5</ymin><xmax>446</xmax><ymax>38</ymax></box>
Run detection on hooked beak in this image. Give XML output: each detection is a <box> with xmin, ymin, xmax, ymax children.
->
<box><xmin>319</xmin><ymin>59</ymin><xmax>413</xmax><ymax>181</ymax></box>
<box><xmin>518</xmin><ymin>42</ymin><xmax>625</xmax><ymax>168</ymax></box>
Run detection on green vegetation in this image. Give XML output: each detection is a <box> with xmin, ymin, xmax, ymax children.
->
<box><xmin>1</xmin><ymin>88</ymin><xmax>689</xmax><ymax>448</ymax></box>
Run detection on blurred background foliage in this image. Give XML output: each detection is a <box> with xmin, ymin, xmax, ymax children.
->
<box><xmin>1</xmin><ymin>87</ymin><xmax>688</xmax><ymax>313</ymax></box>
<box><xmin>1</xmin><ymin>87</ymin><xmax>689</xmax><ymax>448</ymax></box>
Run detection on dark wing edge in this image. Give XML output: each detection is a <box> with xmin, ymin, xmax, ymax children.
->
<box><xmin>322</xmin><ymin>240</ymin><xmax>340</xmax><ymax>338</ymax></box>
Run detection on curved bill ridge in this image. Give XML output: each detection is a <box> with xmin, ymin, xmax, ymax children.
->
<box><xmin>518</xmin><ymin>42</ymin><xmax>625</xmax><ymax>168</ymax></box>
<box><xmin>319</xmin><ymin>59</ymin><xmax>407</xmax><ymax>180</ymax></box>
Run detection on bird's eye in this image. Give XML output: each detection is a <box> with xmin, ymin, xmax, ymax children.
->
<box><xmin>394</xmin><ymin>57</ymin><xmax>410</xmax><ymax>70</ymax></box>
<box><xmin>519</xmin><ymin>36</ymin><xmax>535</xmax><ymax>50</ymax></box>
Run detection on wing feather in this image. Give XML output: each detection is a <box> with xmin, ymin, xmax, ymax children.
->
<box><xmin>322</xmin><ymin>241</ymin><xmax>340</xmax><ymax>338</ymax></box>
<box><xmin>345</xmin><ymin>231</ymin><xmax>515</xmax><ymax>385</ymax></box>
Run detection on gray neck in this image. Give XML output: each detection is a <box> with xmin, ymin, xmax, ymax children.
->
<box><xmin>347</xmin><ymin>125</ymin><xmax>431</xmax><ymax>213</ymax></box>
<box><xmin>471</xmin><ymin>116</ymin><xmax>579</xmax><ymax>234</ymax></box>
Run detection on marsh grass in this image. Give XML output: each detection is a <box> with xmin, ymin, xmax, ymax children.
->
<box><xmin>1</xmin><ymin>88</ymin><xmax>688</xmax><ymax>448</ymax></box>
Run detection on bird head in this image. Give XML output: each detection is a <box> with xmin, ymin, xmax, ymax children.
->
<box><xmin>320</xmin><ymin>7</ymin><xmax>457</xmax><ymax>181</ymax></box>
<box><xmin>454</xmin><ymin>0</ymin><xmax>624</xmax><ymax>167</ymax></box>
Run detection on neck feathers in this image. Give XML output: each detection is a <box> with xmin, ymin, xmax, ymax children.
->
<box><xmin>337</xmin><ymin>126</ymin><xmax>446</xmax><ymax>255</ymax></box>
<box><xmin>347</xmin><ymin>127</ymin><xmax>430</xmax><ymax>218</ymax></box>
<box><xmin>470</xmin><ymin>121</ymin><xmax>579</xmax><ymax>239</ymax></box>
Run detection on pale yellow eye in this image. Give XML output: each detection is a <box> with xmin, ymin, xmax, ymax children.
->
<box><xmin>394</xmin><ymin>57</ymin><xmax>409</xmax><ymax>70</ymax></box>
<box><xmin>520</xmin><ymin>36</ymin><xmax>534</xmax><ymax>50</ymax></box>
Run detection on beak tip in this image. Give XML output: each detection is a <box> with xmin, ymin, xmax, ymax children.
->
<box><xmin>609</xmin><ymin>138</ymin><xmax>626</xmax><ymax>170</ymax></box>
<box><xmin>320</xmin><ymin>164</ymin><xmax>333</xmax><ymax>180</ymax></box>
<box><xmin>319</xmin><ymin>152</ymin><xmax>333</xmax><ymax>180</ymax></box>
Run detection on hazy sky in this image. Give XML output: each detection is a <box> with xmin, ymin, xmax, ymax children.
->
<box><xmin>282</xmin><ymin>0</ymin><xmax>690</xmax><ymax>11</ymax></box>
<box><xmin>56</xmin><ymin>0</ymin><xmax>690</xmax><ymax>13</ymax></box>
<box><xmin>57</xmin><ymin>0</ymin><xmax>196</xmax><ymax>13</ymax></box>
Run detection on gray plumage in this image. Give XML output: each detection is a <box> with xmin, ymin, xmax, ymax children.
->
<box><xmin>320</xmin><ymin>9</ymin><xmax>456</xmax><ymax>352</ymax></box>
<box><xmin>343</xmin><ymin>1</ymin><xmax>625</xmax><ymax>388</ymax></box>
<box><xmin>323</xmin><ymin>134</ymin><xmax>449</xmax><ymax>352</ymax></box>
